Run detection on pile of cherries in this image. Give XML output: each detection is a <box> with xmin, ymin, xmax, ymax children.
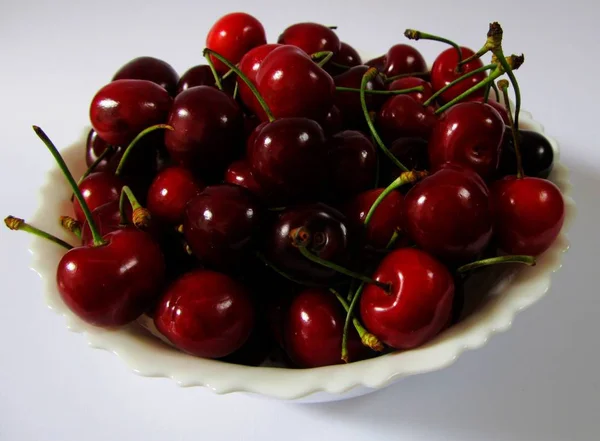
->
<box><xmin>7</xmin><ymin>13</ymin><xmax>566</xmax><ymax>369</ymax></box>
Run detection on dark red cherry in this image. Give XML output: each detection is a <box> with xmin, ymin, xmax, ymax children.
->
<box><xmin>90</xmin><ymin>79</ymin><xmax>172</xmax><ymax>146</ymax></box>
<box><xmin>360</xmin><ymin>248</ymin><xmax>454</xmax><ymax>349</ymax></box>
<box><xmin>428</xmin><ymin>101</ymin><xmax>504</xmax><ymax>180</ymax></box>
<box><xmin>380</xmin><ymin>137</ymin><xmax>429</xmax><ymax>185</ymax></box>
<box><xmin>219</xmin><ymin>320</ymin><xmax>273</xmax><ymax>367</ymax></box>
<box><xmin>388</xmin><ymin>77</ymin><xmax>434</xmax><ymax>104</ymax></box>
<box><xmin>112</xmin><ymin>56</ymin><xmax>179</xmax><ymax>96</ymax></box>
<box><xmin>431</xmin><ymin>47</ymin><xmax>486</xmax><ymax>104</ymax></box>
<box><xmin>467</xmin><ymin>96</ymin><xmax>509</xmax><ymax>124</ymax></box>
<box><xmin>327</xmin><ymin>130</ymin><xmax>377</xmax><ymax>200</ymax></box>
<box><xmin>72</xmin><ymin>172</ymin><xmax>123</xmax><ymax>222</ymax></box>
<box><xmin>183</xmin><ymin>185</ymin><xmax>264</xmax><ymax>269</ymax></box>
<box><xmin>256</xmin><ymin>45</ymin><xmax>335</xmax><ymax>121</ymax></box>
<box><xmin>58</xmin><ymin>228</ymin><xmax>165</xmax><ymax>327</ymax></box>
<box><xmin>499</xmin><ymin>129</ymin><xmax>554</xmax><ymax>179</ymax></box>
<box><xmin>377</xmin><ymin>95</ymin><xmax>437</xmax><ymax>143</ymax></box>
<box><xmin>365</xmin><ymin>55</ymin><xmax>386</xmax><ymax>71</ymax></box>
<box><xmin>382</xmin><ymin>44</ymin><xmax>427</xmax><ymax>77</ymax></box>
<box><xmin>343</xmin><ymin>188</ymin><xmax>404</xmax><ymax>250</ymax></box>
<box><xmin>403</xmin><ymin>164</ymin><xmax>493</xmax><ymax>261</ymax></box>
<box><xmin>176</xmin><ymin>65</ymin><xmax>236</xmax><ymax>95</ymax></box>
<box><xmin>326</xmin><ymin>42</ymin><xmax>362</xmax><ymax>76</ymax></box>
<box><xmin>277</xmin><ymin>22</ymin><xmax>340</xmax><ymax>55</ymax></box>
<box><xmin>224</xmin><ymin>160</ymin><xmax>264</xmax><ymax>198</ymax></box>
<box><xmin>147</xmin><ymin>166</ymin><xmax>205</xmax><ymax>225</ymax></box>
<box><xmin>154</xmin><ymin>269</ymin><xmax>254</xmax><ymax>358</ymax></box>
<box><xmin>320</xmin><ymin>105</ymin><xmax>343</xmax><ymax>137</ymax></box>
<box><xmin>85</xmin><ymin>129</ymin><xmax>116</xmax><ymax>171</ymax></box>
<box><xmin>80</xmin><ymin>199</ymin><xmax>131</xmax><ymax>246</ymax></box>
<box><xmin>490</xmin><ymin>176</ymin><xmax>565</xmax><ymax>255</ymax></box>
<box><xmin>165</xmin><ymin>86</ymin><xmax>243</xmax><ymax>181</ymax></box>
<box><xmin>285</xmin><ymin>288</ymin><xmax>370</xmax><ymax>367</ymax></box>
<box><xmin>248</xmin><ymin>117</ymin><xmax>327</xmax><ymax>204</ymax></box>
<box><xmin>206</xmin><ymin>12</ymin><xmax>267</xmax><ymax>74</ymax></box>
<box><xmin>334</xmin><ymin>65</ymin><xmax>387</xmax><ymax>129</ymax></box>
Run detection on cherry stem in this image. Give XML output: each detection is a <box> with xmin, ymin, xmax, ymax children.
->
<box><xmin>311</xmin><ymin>51</ymin><xmax>334</xmax><ymax>68</ymax></box>
<box><xmin>457</xmin><ymin>255</ymin><xmax>535</xmax><ymax>273</ymax></box>
<box><xmin>291</xmin><ymin>227</ymin><xmax>391</xmax><ymax>291</ymax></box>
<box><xmin>386</xmin><ymin>230</ymin><xmax>401</xmax><ymax>249</ymax></box>
<box><xmin>360</xmin><ymin>67</ymin><xmax>408</xmax><ymax>172</ymax></box>
<box><xmin>364</xmin><ymin>170</ymin><xmax>428</xmax><ymax>226</ymax></box>
<box><xmin>435</xmin><ymin>66</ymin><xmax>503</xmax><ymax>114</ymax></box>
<box><xmin>115</xmin><ymin>124</ymin><xmax>173</xmax><ymax>176</ymax></box>
<box><xmin>203</xmin><ymin>51</ymin><xmax>224</xmax><ymax>91</ymax></box>
<box><xmin>383</xmin><ymin>71</ymin><xmax>431</xmax><ymax>83</ymax></box>
<box><xmin>499</xmin><ymin>80</ymin><xmax>524</xmax><ymax>179</ymax></box>
<box><xmin>330</xmin><ymin>287</ymin><xmax>384</xmax><ymax>362</ymax></box>
<box><xmin>233</xmin><ymin>80</ymin><xmax>239</xmax><ymax>100</ymax></box>
<box><xmin>70</xmin><ymin>144</ymin><xmax>115</xmax><ymax>202</ymax></box>
<box><xmin>60</xmin><ymin>216</ymin><xmax>82</xmax><ymax>239</ymax></box>
<box><xmin>493</xmin><ymin>47</ymin><xmax>522</xmax><ymax>131</ymax></box>
<box><xmin>458</xmin><ymin>22</ymin><xmax>503</xmax><ymax>67</ymax></box>
<box><xmin>490</xmin><ymin>81</ymin><xmax>500</xmax><ymax>101</ymax></box>
<box><xmin>423</xmin><ymin>63</ymin><xmax>495</xmax><ymax>107</ymax></box>
<box><xmin>203</xmin><ymin>48</ymin><xmax>276</xmax><ymax>122</ymax></box>
<box><xmin>404</xmin><ymin>29</ymin><xmax>463</xmax><ymax>67</ymax></box>
<box><xmin>336</xmin><ymin>85</ymin><xmax>424</xmax><ymax>95</ymax></box>
<box><xmin>4</xmin><ymin>216</ymin><xmax>73</xmax><ymax>250</ymax></box>
<box><xmin>255</xmin><ymin>252</ymin><xmax>319</xmax><ymax>287</ymax></box>
<box><xmin>483</xmin><ymin>82</ymin><xmax>491</xmax><ymax>103</ymax></box>
<box><xmin>120</xmin><ymin>186</ymin><xmax>151</xmax><ymax>229</ymax></box>
<box><xmin>33</xmin><ymin>126</ymin><xmax>105</xmax><ymax>247</ymax></box>
<box><xmin>221</xmin><ymin>67</ymin><xmax>235</xmax><ymax>80</ymax></box>
<box><xmin>330</xmin><ymin>61</ymin><xmax>352</xmax><ymax>70</ymax></box>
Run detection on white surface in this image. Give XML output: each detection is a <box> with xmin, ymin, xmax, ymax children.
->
<box><xmin>0</xmin><ymin>0</ymin><xmax>598</xmax><ymax>438</ymax></box>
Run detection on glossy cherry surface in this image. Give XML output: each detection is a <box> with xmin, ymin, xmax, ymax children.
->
<box><xmin>184</xmin><ymin>185</ymin><xmax>264</xmax><ymax>268</ymax></box>
<box><xmin>277</xmin><ymin>22</ymin><xmax>340</xmax><ymax>55</ymax></box>
<box><xmin>431</xmin><ymin>47</ymin><xmax>486</xmax><ymax>104</ymax></box>
<box><xmin>499</xmin><ymin>129</ymin><xmax>554</xmax><ymax>179</ymax></box>
<box><xmin>428</xmin><ymin>101</ymin><xmax>505</xmax><ymax>180</ymax></box>
<box><xmin>90</xmin><ymin>79</ymin><xmax>172</xmax><ymax>146</ymax></box>
<box><xmin>80</xmin><ymin>199</ymin><xmax>131</xmax><ymax>246</ymax></box>
<box><xmin>327</xmin><ymin>130</ymin><xmax>377</xmax><ymax>200</ymax></box>
<box><xmin>468</xmin><ymin>96</ymin><xmax>509</xmax><ymax>125</ymax></box>
<box><xmin>360</xmin><ymin>248</ymin><xmax>454</xmax><ymax>349</ymax></box>
<box><xmin>165</xmin><ymin>86</ymin><xmax>243</xmax><ymax>180</ymax></box>
<box><xmin>256</xmin><ymin>45</ymin><xmax>335</xmax><ymax>122</ymax></box>
<box><xmin>388</xmin><ymin>76</ymin><xmax>434</xmax><ymax>104</ymax></box>
<box><xmin>248</xmin><ymin>117</ymin><xmax>327</xmax><ymax>204</ymax></box>
<box><xmin>112</xmin><ymin>56</ymin><xmax>179</xmax><ymax>96</ymax></box>
<box><xmin>326</xmin><ymin>42</ymin><xmax>362</xmax><ymax>76</ymax></box>
<box><xmin>403</xmin><ymin>164</ymin><xmax>493</xmax><ymax>261</ymax></box>
<box><xmin>154</xmin><ymin>269</ymin><xmax>254</xmax><ymax>358</ymax></box>
<box><xmin>265</xmin><ymin>203</ymin><xmax>354</xmax><ymax>285</ymax></box>
<box><xmin>377</xmin><ymin>95</ymin><xmax>437</xmax><ymax>143</ymax></box>
<box><xmin>176</xmin><ymin>65</ymin><xmax>235</xmax><ymax>95</ymax></box>
<box><xmin>206</xmin><ymin>12</ymin><xmax>267</xmax><ymax>74</ymax></box>
<box><xmin>57</xmin><ymin>228</ymin><xmax>165</xmax><ymax>327</ymax></box>
<box><xmin>224</xmin><ymin>160</ymin><xmax>264</xmax><ymax>198</ymax></box>
<box><xmin>72</xmin><ymin>172</ymin><xmax>123</xmax><ymax>222</ymax></box>
<box><xmin>381</xmin><ymin>44</ymin><xmax>427</xmax><ymax>77</ymax></box>
<box><xmin>320</xmin><ymin>105</ymin><xmax>343</xmax><ymax>137</ymax></box>
<box><xmin>285</xmin><ymin>288</ymin><xmax>370</xmax><ymax>368</ymax></box>
<box><xmin>147</xmin><ymin>166</ymin><xmax>205</xmax><ymax>225</ymax></box>
<box><xmin>490</xmin><ymin>176</ymin><xmax>565</xmax><ymax>255</ymax></box>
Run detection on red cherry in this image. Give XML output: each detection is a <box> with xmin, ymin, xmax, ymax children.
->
<box><xmin>490</xmin><ymin>176</ymin><xmax>565</xmax><ymax>255</ymax></box>
<box><xmin>326</xmin><ymin>42</ymin><xmax>362</xmax><ymax>76</ymax></box>
<box><xmin>80</xmin><ymin>200</ymin><xmax>131</xmax><ymax>246</ymax></box>
<box><xmin>206</xmin><ymin>12</ymin><xmax>267</xmax><ymax>74</ymax></box>
<box><xmin>381</xmin><ymin>44</ymin><xmax>427</xmax><ymax>77</ymax></box>
<box><xmin>377</xmin><ymin>95</ymin><xmax>437</xmax><ymax>143</ymax></box>
<box><xmin>284</xmin><ymin>288</ymin><xmax>370</xmax><ymax>368</ymax></box>
<box><xmin>112</xmin><ymin>56</ymin><xmax>179</xmax><ymax>96</ymax></box>
<box><xmin>72</xmin><ymin>172</ymin><xmax>123</xmax><ymax>222</ymax></box>
<box><xmin>154</xmin><ymin>269</ymin><xmax>254</xmax><ymax>358</ymax></box>
<box><xmin>360</xmin><ymin>248</ymin><xmax>454</xmax><ymax>349</ymax></box>
<box><xmin>58</xmin><ymin>229</ymin><xmax>165</xmax><ymax>327</ymax></box>
<box><xmin>467</xmin><ymin>96</ymin><xmax>510</xmax><ymax>125</ymax></box>
<box><xmin>147</xmin><ymin>166</ymin><xmax>205</xmax><ymax>225</ymax></box>
<box><xmin>90</xmin><ymin>79</ymin><xmax>172</xmax><ymax>146</ymax></box>
<box><xmin>365</xmin><ymin>55</ymin><xmax>386</xmax><ymax>71</ymax></box>
<box><xmin>256</xmin><ymin>45</ymin><xmax>335</xmax><ymax>121</ymax></box>
<box><xmin>224</xmin><ymin>160</ymin><xmax>264</xmax><ymax>198</ymax></box>
<box><xmin>428</xmin><ymin>101</ymin><xmax>505</xmax><ymax>180</ymax></box>
<box><xmin>403</xmin><ymin>164</ymin><xmax>493</xmax><ymax>261</ymax></box>
<box><xmin>176</xmin><ymin>65</ymin><xmax>236</xmax><ymax>95</ymax></box>
<box><xmin>277</xmin><ymin>22</ymin><xmax>340</xmax><ymax>55</ymax></box>
<box><xmin>380</xmin><ymin>137</ymin><xmax>429</xmax><ymax>186</ymax></box>
<box><xmin>85</xmin><ymin>129</ymin><xmax>115</xmax><ymax>171</ymax></box>
<box><xmin>320</xmin><ymin>105</ymin><xmax>343</xmax><ymax>137</ymax></box>
<box><xmin>388</xmin><ymin>77</ymin><xmax>434</xmax><ymax>104</ymax></box>
<box><xmin>343</xmin><ymin>188</ymin><xmax>404</xmax><ymax>250</ymax></box>
<box><xmin>431</xmin><ymin>47</ymin><xmax>487</xmax><ymax>104</ymax></box>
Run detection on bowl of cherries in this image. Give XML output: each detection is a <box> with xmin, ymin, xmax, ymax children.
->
<box><xmin>7</xmin><ymin>13</ymin><xmax>573</xmax><ymax>403</ymax></box>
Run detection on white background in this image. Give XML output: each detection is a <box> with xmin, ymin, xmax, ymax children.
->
<box><xmin>1</xmin><ymin>0</ymin><xmax>599</xmax><ymax>439</ymax></box>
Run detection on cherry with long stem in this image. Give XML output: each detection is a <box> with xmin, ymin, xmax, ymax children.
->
<box><xmin>114</xmin><ymin>124</ymin><xmax>173</xmax><ymax>176</ymax></box>
<box><xmin>383</xmin><ymin>71</ymin><xmax>431</xmax><ymax>83</ymax></box>
<box><xmin>457</xmin><ymin>255</ymin><xmax>535</xmax><ymax>273</ymax></box>
<box><xmin>70</xmin><ymin>144</ymin><xmax>116</xmax><ymax>202</ymax></box>
<box><xmin>119</xmin><ymin>185</ymin><xmax>151</xmax><ymax>228</ymax></box>
<box><xmin>311</xmin><ymin>51</ymin><xmax>334</xmax><ymax>68</ymax></box>
<box><xmin>204</xmin><ymin>51</ymin><xmax>224</xmax><ymax>91</ymax></box>
<box><xmin>404</xmin><ymin>29</ymin><xmax>463</xmax><ymax>67</ymax></box>
<box><xmin>423</xmin><ymin>63</ymin><xmax>495</xmax><ymax>106</ymax></box>
<box><xmin>4</xmin><ymin>216</ymin><xmax>73</xmax><ymax>249</ymax></box>
<box><xmin>360</xmin><ymin>67</ymin><xmax>408</xmax><ymax>172</ymax></box>
<box><xmin>336</xmin><ymin>85</ymin><xmax>424</xmax><ymax>95</ymax></box>
<box><xmin>498</xmin><ymin>79</ymin><xmax>525</xmax><ymax>178</ymax></box>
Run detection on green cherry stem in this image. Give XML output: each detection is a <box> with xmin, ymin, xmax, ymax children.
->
<box><xmin>360</xmin><ymin>67</ymin><xmax>408</xmax><ymax>172</ymax></box>
<box><xmin>291</xmin><ymin>227</ymin><xmax>391</xmax><ymax>291</ymax></box>
<box><xmin>221</xmin><ymin>67</ymin><xmax>235</xmax><ymax>80</ymax></box>
<box><xmin>70</xmin><ymin>144</ymin><xmax>115</xmax><ymax>202</ymax></box>
<box><xmin>364</xmin><ymin>170</ymin><xmax>428</xmax><ymax>226</ymax></box>
<box><xmin>385</xmin><ymin>230</ymin><xmax>401</xmax><ymax>249</ymax></box>
<box><xmin>33</xmin><ymin>126</ymin><xmax>105</xmax><ymax>246</ymax></box>
<box><xmin>203</xmin><ymin>51</ymin><xmax>224</xmax><ymax>91</ymax></box>
<box><xmin>457</xmin><ymin>255</ymin><xmax>535</xmax><ymax>273</ymax></box>
<box><xmin>60</xmin><ymin>216</ymin><xmax>82</xmax><ymax>239</ymax></box>
<box><xmin>119</xmin><ymin>186</ymin><xmax>151</xmax><ymax>229</ymax></box>
<box><xmin>330</xmin><ymin>61</ymin><xmax>353</xmax><ymax>70</ymax></box>
<box><xmin>115</xmin><ymin>124</ymin><xmax>173</xmax><ymax>176</ymax></box>
<box><xmin>336</xmin><ymin>85</ymin><xmax>424</xmax><ymax>95</ymax></box>
<box><xmin>458</xmin><ymin>22</ymin><xmax>504</xmax><ymax>67</ymax></box>
<box><xmin>423</xmin><ymin>63</ymin><xmax>495</xmax><ymax>107</ymax></box>
<box><xmin>383</xmin><ymin>71</ymin><xmax>430</xmax><ymax>83</ymax></box>
<box><xmin>498</xmin><ymin>79</ymin><xmax>524</xmax><ymax>178</ymax></box>
<box><xmin>405</xmin><ymin>29</ymin><xmax>463</xmax><ymax>66</ymax></box>
<box><xmin>4</xmin><ymin>216</ymin><xmax>73</xmax><ymax>249</ymax></box>
<box><xmin>311</xmin><ymin>51</ymin><xmax>334</xmax><ymax>68</ymax></box>
<box><xmin>330</xmin><ymin>287</ymin><xmax>384</xmax><ymax>361</ymax></box>
<box><xmin>255</xmin><ymin>252</ymin><xmax>320</xmax><ymax>287</ymax></box>
<box><xmin>204</xmin><ymin>48</ymin><xmax>276</xmax><ymax>122</ymax></box>
<box><xmin>490</xmin><ymin>81</ymin><xmax>500</xmax><ymax>101</ymax></box>
<box><xmin>483</xmin><ymin>82</ymin><xmax>492</xmax><ymax>103</ymax></box>
<box><xmin>493</xmin><ymin>48</ymin><xmax>523</xmax><ymax>131</ymax></box>
<box><xmin>233</xmin><ymin>80</ymin><xmax>239</xmax><ymax>100</ymax></box>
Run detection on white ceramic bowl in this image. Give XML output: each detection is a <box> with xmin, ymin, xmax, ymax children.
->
<box><xmin>29</xmin><ymin>103</ymin><xmax>575</xmax><ymax>403</ymax></box>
